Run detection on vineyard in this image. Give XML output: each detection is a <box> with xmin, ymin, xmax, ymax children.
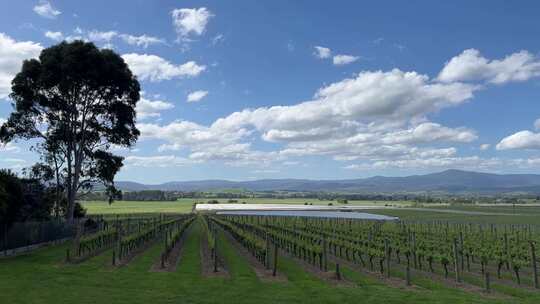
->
<box><xmin>1</xmin><ymin>210</ymin><xmax>540</xmax><ymax>304</ymax></box>
<box><xmin>210</xmin><ymin>214</ymin><xmax>540</xmax><ymax>293</ymax></box>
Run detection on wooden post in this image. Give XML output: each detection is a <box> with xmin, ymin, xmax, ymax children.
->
<box><xmin>66</xmin><ymin>248</ymin><xmax>70</xmax><ymax>262</ymax></box>
<box><xmin>459</xmin><ymin>231</ymin><xmax>464</xmax><ymax>271</ymax></box>
<box><xmin>406</xmin><ymin>256</ymin><xmax>411</xmax><ymax>286</ymax></box>
<box><xmin>504</xmin><ymin>233</ymin><xmax>509</xmax><ymax>270</ymax></box>
<box><xmin>112</xmin><ymin>249</ymin><xmax>116</xmax><ymax>266</ymax></box>
<box><xmin>323</xmin><ymin>235</ymin><xmax>328</xmax><ymax>272</ymax></box>
<box><xmin>73</xmin><ymin>220</ymin><xmax>82</xmax><ymax>258</ymax></box>
<box><xmin>161</xmin><ymin>253</ymin><xmax>165</xmax><ymax>269</ymax></box>
<box><xmin>531</xmin><ymin>241</ymin><xmax>539</xmax><ymax>289</ymax></box>
<box><xmin>384</xmin><ymin>238</ymin><xmax>390</xmax><ymax>278</ymax></box>
<box><xmin>484</xmin><ymin>271</ymin><xmax>491</xmax><ymax>293</ymax></box>
<box><xmin>265</xmin><ymin>232</ymin><xmax>270</xmax><ymax>270</ymax></box>
<box><xmin>272</xmin><ymin>243</ymin><xmax>278</xmax><ymax>276</ymax></box>
<box><xmin>213</xmin><ymin>234</ymin><xmax>218</xmax><ymax>273</ymax></box>
<box><xmin>453</xmin><ymin>238</ymin><xmax>461</xmax><ymax>283</ymax></box>
<box><xmin>412</xmin><ymin>232</ymin><xmax>417</xmax><ymax>269</ymax></box>
<box><xmin>336</xmin><ymin>263</ymin><xmax>341</xmax><ymax>280</ymax></box>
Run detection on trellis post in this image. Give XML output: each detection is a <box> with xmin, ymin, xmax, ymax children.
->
<box><xmin>531</xmin><ymin>241</ymin><xmax>539</xmax><ymax>289</ymax></box>
<box><xmin>453</xmin><ymin>238</ymin><xmax>461</xmax><ymax>283</ymax></box>
<box><xmin>384</xmin><ymin>238</ymin><xmax>390</xmax><ymax>278</ymax></box>
<box><xmin>272</xmin><ymin>242</ymin><xmax>278</xmax><ymax>276</ymax></box>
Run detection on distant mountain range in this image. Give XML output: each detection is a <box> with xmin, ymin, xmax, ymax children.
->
<box><xmin>114</xmin><ymin>169</ymin><xmax>540</xmax><ymax>194</ymax></box>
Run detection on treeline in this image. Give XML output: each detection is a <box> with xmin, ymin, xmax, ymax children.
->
<box><xmin>80</xmin><ymin>189</ymin><xmax>540</xmax><ymax>203</ymax></box>
<box><xmin>0</xmin><ymin>170</ymin><xmax>85</xmax><ymax>228</ymax></box>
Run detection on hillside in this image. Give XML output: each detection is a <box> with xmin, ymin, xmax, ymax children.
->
<box><xmin>115</xmin><ymin>169</ymin><xmax>540</xmax><ymax>194</ymax></box>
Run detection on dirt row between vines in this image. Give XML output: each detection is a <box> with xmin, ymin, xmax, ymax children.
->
<box><xmin>220</xmin><ymin>228</ymin><xmax>287</xmax><ymax>282</ymax></box>
<box><xmin>150</xmin><ymin>222</ymin><xmax>195</xmax><ymax>272</ymax></box>
<box><xmin>200</xmin><ymin>227</ymin><xmax>230</xmax><ymax>278</ymax></box>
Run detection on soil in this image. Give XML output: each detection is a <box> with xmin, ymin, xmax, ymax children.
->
<box><xmin>221</xmin><ymin>228</ymin><xmax>287</xmax><ymax>282</ymax></box>
<box><xmin>200</xmin><ymin>230</ymin><xmax>230</xmax><ymax>278</ymax></box>
<box><xmin>150</xmin><ymin>222</ymin><xmax>195</xmax><ymax>272</ymax></box>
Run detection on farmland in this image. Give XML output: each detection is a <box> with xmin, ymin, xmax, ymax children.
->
<box><xmin>0</xmin><ymin>199</ymin><xmax>539</xmax><ymax>303</ymax></box>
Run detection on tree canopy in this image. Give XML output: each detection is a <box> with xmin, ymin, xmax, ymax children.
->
<box><xmin>0</xmin><ymin>40</ymin><xmax>140</xmax><ymax>222</ymax></box>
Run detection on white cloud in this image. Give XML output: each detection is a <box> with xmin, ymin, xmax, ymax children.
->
<box><xmin>497</xmin><ymin>130</ymin><xmax>540</xmax><ymax>150</ymax></box>
<box><xmin>344</xmin><ymin>156</ymin><xmax>503</xmax><ymax>171</ymax></box>
<box><xmin>122</xmin><ymin>53</ymin><xmax>205</xmax><ymax>82</ymax></box>
<box><xmin>171</xmin><ymin>7</ymin><xmax>214</xmax><ymax>41</ymax></box>
<box><xmin>44</xmin><ymin>31</ymin><xmax>63</xmax><ymax>41</ymax></box>
<box><xmin>333</xmin><ymin>54</ymin><xmax>359</xmax><ymax>66</ymax></box>
<box><xmin>87</xmin><ymin>30</ymin><xmax>118</xmax><ymax>43</ymax></box>
<box><xmin>137</xmin><ymin>120</ymin><xmax>279</xmax><ymax>166</ymax></box>
<box><xmin>213</xmin><ymin>69</ymin><xmax>477</xmax><ymax>140</ymax></box>
<box><xmin>136</xmin><ymin>97</ymin><xmax>174</xmax><ymax>120</ymax></box>
<box><xmin>125</xmin><ymin>155</ymin><xmax>193</xmax><ymax>167</ymax></box>
<box><xmin>0</xmin><ymin>33</ymin><xmax>43</xmax><ymax>99</ymax></box>
<box><xmin>187</xmin><ymin>90</ymin><xmax>208</xmax><ymax>103</ymax></box>
<box><xmin>0</xmin><ymin>142</ymin><xmax>20</xmax><ymax>153</ymax></box>
<box><xmin>480</xmin><ymin>144</ymin><xmax>491</xmax><ymax>150</ymax></box>
<box><xmin>211</xmin><ymin>34</ymin><xmax>225</xmax><ymax>46</ymax></box>
<box><xmin>33</xmin><ymin>1</ymin><xmax>61</xmax><ymax>19</ymax></box>
<box><xmin>313</xmin><ymin>46</ymin><xmax>331</xmax><ymax>59</ymax></box>
<box><xmin>119</xmin><ymin>34</ymin><xmax>165</xmax><ymax>48</ymax></box>
<box><xmin>124</xmin><ymin>49</ymin><xmax>540</xmax><ymax>170</ymax></box>
<box><xmin>437</xmin><ymin>49</ymin><xmax>540</xmax><ymax>84</ymax></box>
<box><xmin>534</xmin><ymin>118</ymin><xmax>540</xmax><ymax>130</ymax></box>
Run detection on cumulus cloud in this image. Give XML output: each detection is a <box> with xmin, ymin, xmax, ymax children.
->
<box><xmin>87</xmin><ymin>30</ymin><xmax>118</xmax><ymax>43</ymax></box>
<box><xmin>497</xmin><ymin>130</ymin><xmax>540</xmax><ymax>150</ymax></box>
<box><xmin>333</xmin><ymin>54</ymin><xmax>359</xmax><ymax>66</ymax></box>
<box><xmin>344</xmin><ymin>156</ymin><xmax>503</xmax><ymax>171</ymax></box>
<box><xmin>187</xmin><ymin>90</ymin><xmax>208</xmax><ymax>102</ymax></box>
<box><xmin>125</xmin><ymin>155</ymin><xmax>193</xmax><ymax>167</ymax></box>
<box><xmin>44</xmin><ymin>31</ymin><xmax>63</xmax><ymax>41</ymax></box>
<box><xmin>119</xmin><ymin>34</ymin><xmax>165</xmax><ymax>48</ymax></box>
<box><xmin>60</xmin><ymin>28</ymin><xmax>165</xmax><ymax>49</ymax></box>
<box><xmin>136</xmin><ymin>97</ymin><xmax>174</xmax><ymax>120</ymax></box>
<box><xmin>129</xmin><ymin>49</ymin><xmax>540</xmax><ymax>170</ymax></box>
<box><xmin>171</xmin><ymin>7</ymin><xmax>214</xmax><ymax>41</ymax></box>
<box><xmin>0</xmin><ymin>33</ymin><xmax>43</xmax><ymax>99</ymax></box>
<box><xmin>0</xmin><ymin>142</ymin><xmax>21</xmax><ymax>153</ymax></box>
<box><xmin>437</xmin><ymin>49</ymin><xmax>540</xmax><ymax>84</ymax></box>
<box><xmin>122</xmin><ymin>53</ymin><xmax>205</xmax><ymax>82</ymax></box>
<box><xmin>33</xmin><ymin>1</ymin><xmax>61</xmax><ymax>19</ymax></box>
<box><xmin>480</xmin><ymin>144</ymin><xmax>491</xmax><ymax>150</ymax></box>
<box><xmin>313</xmin><ymin>46</ymin><xmax>331</xmax><ymax>59</ymax></box>
<box><xmin>534</xmin><ymin>118</ymin><xmax>540</xmax><ymax>130</ymax></box>
<box><xmin>212</xmin><ymin>69</ymin><xmax>477</xmax><ymax>139</ymax></box>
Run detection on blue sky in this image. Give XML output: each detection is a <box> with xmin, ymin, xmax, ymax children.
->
<box><xmin>1</xmin><ymin>1</ymin><xmax>540</xmax><ymax>183</ymax></box>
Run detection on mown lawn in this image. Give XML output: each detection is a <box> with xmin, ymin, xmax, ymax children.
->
<box><xmin>1</xmin><ymin>220</ymin><xmax>538</xmax><ymax>304</ymax></box>
<box><xmin>81</xmin><ymin>198</ymin><xmax>413</xmax><ymax>215</ymax></box>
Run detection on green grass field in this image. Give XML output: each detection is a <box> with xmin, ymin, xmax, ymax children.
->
<box><xmin>82</xmin><ymin>198</ymin><xmax>540</xmax><ymax>225</ymax></box>
<box><xmin>2</xmin><ymin>218</ymin><xmax>538</xmax><ymax>304</ymax></box>
<box><xmin>81</xmin><ymin>198</ymin><xmax>412</xmax><ymax>215</ymax></box>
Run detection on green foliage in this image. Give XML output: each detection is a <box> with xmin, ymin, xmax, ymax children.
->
<box><xmin>0</xmin><ymin>40</ymin><xmax>140</xmax><ymax>221</ymax></box>
<box><xmin>0</xmin><ymin>170</ymin><xmax>55</xmax><ymax>226</ymax></box>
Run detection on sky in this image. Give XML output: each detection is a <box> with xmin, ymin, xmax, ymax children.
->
<box><xmin>1</xmin><ymin>1</ymin><xmax>540</xmax><ymax>183</ymax></box>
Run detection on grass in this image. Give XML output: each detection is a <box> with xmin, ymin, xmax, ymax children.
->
<box><xmin>4</xmin><ymin>219</ymin><xmax>534</xmax><ymax>303</ymax></box>
<box><xmin>82</xmin><ymin>198</ymin><xmax>540</xmax><ymax>225</ymax></box>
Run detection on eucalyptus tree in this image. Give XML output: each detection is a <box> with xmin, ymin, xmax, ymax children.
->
<box><xmin>0</xmin><ymin>40</ymin><xmax>140</xmax><ymax>222</ymax></box>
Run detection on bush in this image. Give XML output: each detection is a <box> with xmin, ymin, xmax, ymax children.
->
<box><xmin>0</xmin><ymin>170</ymin><xmax>24</xmax><ymax>227</ymax></box>
<box><xmin>73</xmin><ymin>203</ymin><xmax>87</xmax><ymax>218</ymax></box>
<box><xmin>84</xmin><ymin>218</ymin><xmax>98</xmax><ymax>230</ymax></box>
